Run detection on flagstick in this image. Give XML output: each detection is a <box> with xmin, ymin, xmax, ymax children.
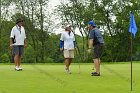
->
<box><xmin>130</xmin><ymin>31</ymin><xmax>133</xmax><ymax>91</ymax></box>
<box><xmin>129</xmin><ymin>12</ymin><xmax>137</xmax><ymax>91</ymax></box>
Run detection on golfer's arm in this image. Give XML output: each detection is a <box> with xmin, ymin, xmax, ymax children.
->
<box><xmin>10</xmin><ymin>38</ymin><xmax>13</xmax><ymax>46</ymax></box>
<box><xmin>24</xmin><ymin>38</ymin><xmax>27</xmax><ymax>45</ymax></box>
<box><xmin>88</xmin><ymin>39</ymin><xmax>93</xmax><ymax>49</ymax></box>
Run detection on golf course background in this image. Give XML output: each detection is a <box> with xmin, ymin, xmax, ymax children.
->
<box><xmin>1</xmin><ymin>0</ymin><xmax>140</xmax><ymax>64</ymax></box>
<box><xmin>0</xmin><ymin>0</ymin><xmax>140</xmax><ymax>93</ymax></box>
<box><xmin>0</xmin><ymin>62</ymin><xmax>139</xmax><ymax>93</ymax></box>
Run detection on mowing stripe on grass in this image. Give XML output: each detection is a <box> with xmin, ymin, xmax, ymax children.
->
<box><xmin>31</xmin><ymin>65</ymin><xmax>67</xmax><ymax>87</ymax></box>
<box><xmin>102</xmin><ymin>64</ymin><xmax>136</xmax><ymax>87</ymax></box>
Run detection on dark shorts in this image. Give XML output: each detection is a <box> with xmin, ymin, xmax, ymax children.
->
<box><xmin>93</xmin><ymin>44</ymin><xmax>104</xmax><ymax>59</ymax></box>
<box><xmin>12</xmin><ymin>45</ymin><xmax>24</xmax><ymax>56</ymax></box>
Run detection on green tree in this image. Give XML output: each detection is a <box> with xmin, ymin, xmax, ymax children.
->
<box><xmin>57</xmin><ymin>0</ymin><xmax>140</xmax><ymax>62</ymax></box>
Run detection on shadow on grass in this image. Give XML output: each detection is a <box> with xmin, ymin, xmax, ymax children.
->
<box><xmin>102</xmin><ymin>64</ymin><xmax>136</xmax><ymax>87</ymax></box>
<box><xmin>31</xmin><ymin>65</ymin><xmax>67</xmax><ymax>87</ymax></box>
<box><xmin>1</xmin><ymin>91</ymin><xmax>6</xmax><ymax>93</ymax></box>
<box><xmin>31</xmin><ymin>65</ymin><xmax>78</xmax><ymax>93</ymax></box>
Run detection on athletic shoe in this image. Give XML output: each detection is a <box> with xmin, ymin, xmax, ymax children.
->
<box><xmin>91</xmin><ymin>72</ymin><xmax>100</xmax><ymax>76</ymax></box>
<box><xmin>15</xmin><ymin>67</ymin><xmax>20</xmax><ymax>71</ymax></box>
<box><xmin>65</xmin><ymin>68</ymin><xmax>71</xmax><ymax>74</ymax></box>
<box><xmin>68</xmin><ymin>70</ymin><xmax>71</xmax><ymax>74</ymax></box>
<box><xmin>18</xmin><ymin>67</ymin><xmax>23</xmax><ymax>71</ymax></box>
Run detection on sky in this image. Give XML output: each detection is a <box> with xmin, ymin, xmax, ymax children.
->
<box><xmin>6</xmin><ymin>0</ymin><xmax>83</xmax><ymax>36</ymax></box>
<box><xmin>48</xmin><ymin>0</ymin><xmax>83</xmax><ymax>36</ymax></box>
<box><xmin>47</xmin><ymin>0</ymin><xmax>63</xmax><ymax>34</ymax></box>
<box><xmin>48</xmin><ymin>0</ymin><xmax>61</xmax><ymax>11</ymax></box>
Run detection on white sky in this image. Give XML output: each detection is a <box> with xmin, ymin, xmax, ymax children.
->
<box><xmin>48</xmin><ymin>0</ymin><xmax>61</xmax><ymax>10</ymax></box>
<box><xmin>4</xmin><ymin>0</ymin><xmax>83</xmax><ymax>36</ymax></box>
<box><xmin>48</xmin><ymin>0</ymin><xmax>83</xmax><ymax>36</ymax></box>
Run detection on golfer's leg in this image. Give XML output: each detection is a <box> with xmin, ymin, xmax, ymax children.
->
<box><xmin>69</xmin><ymin>58</ymin><xmax>72</xmax><ymax>65</ymax></box>
<box><xmin>13</xmin><ymin>46</ymin><xmax>19</xmax><ymax>67</ymax></box>
<box><xmin>64</xmin><ymin>50</ymin><xmax>69</xmax><ymax>69</ymax></box>
<box><xmin>93</xmin><ymin>58</ymin><xmax>100</xmax><ymax>73</ymax></box>
<box><xmin>14</xmin><ymin>54</ymin><xmax>19</xmax><ymax>67</ymax></box>
<box><xmin>18</xmin><ymin>55</ymin><xmax>21</xmax><ymax>67</ymax></box>
<box><xmin>69</xmin><ymin>50</ymin><xmax>74</xmax><ymax>66</ymax></box>
<box><xmin>65</xmin><ymin>58</ymin><xmax>69</xmax><ymax>70</ymax></box>
<box><xmin>93</xmin><ymin>45</ymin><xmax>101</xmax><ymax>74</ymax></box>
<box><xmin>68</xmin><ymin>58</ymin><xmax>73</xmax><ymax>70</ymax></box>
<box><xmin>18</xmin><ymin>46</ymin><xmax>24</xmax><ymax>67</ymax></box>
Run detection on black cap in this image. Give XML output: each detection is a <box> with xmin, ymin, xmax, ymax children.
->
<box><xmin>16</xmin><ymin>18</ymin><xmax>23</xmax><ymax>24</ymax></box>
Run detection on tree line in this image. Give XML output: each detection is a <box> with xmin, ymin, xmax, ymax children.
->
<box><xmin>0</xmin><ymin>0</ymin><xmax>140</xmax><ymax>63</ymax></box>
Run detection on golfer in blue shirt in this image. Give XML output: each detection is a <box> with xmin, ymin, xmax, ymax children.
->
<box><xmin>88</xmin><ymin>20</ymin><xmax>104</xmax><ymax>76</ymax></box>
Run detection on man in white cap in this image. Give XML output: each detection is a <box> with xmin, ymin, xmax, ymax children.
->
<box><xmin>60</xmin><ymin>24</ymin><xmax>77</xmax><ymax>74</ymax></box>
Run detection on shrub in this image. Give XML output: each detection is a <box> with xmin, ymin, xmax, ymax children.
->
<box><xmin>1</xmin><ymin>53</ymin><xmax>10</xmax><ymax>63</ymax></box>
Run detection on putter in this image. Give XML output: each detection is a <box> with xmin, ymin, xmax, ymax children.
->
<box><xmin>75</xmin><ymin>47</ymin><xmax>81</xmax><ymax>74</ymax></box>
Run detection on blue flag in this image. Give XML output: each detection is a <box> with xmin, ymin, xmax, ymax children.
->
<box><xmin>129</xmin><ymin>13</ymin><xmax>137</xmax><ymax>38</ymax></box>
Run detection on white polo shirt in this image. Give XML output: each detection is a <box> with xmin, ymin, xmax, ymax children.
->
<box><xmin>60</xmin><ymin>31</ymin><xmax>75</xmax><ymax>50</ymax></box>
<box><xmin>10</xmin><ymin>25</ymin><xmax>26</xmax><ymax>45</ymax></box>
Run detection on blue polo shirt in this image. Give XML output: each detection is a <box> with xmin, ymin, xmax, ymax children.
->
<box><xmin>89</xmin><ymin>28</ymin><xmax>104</xmax><ymax>45</ymax></box>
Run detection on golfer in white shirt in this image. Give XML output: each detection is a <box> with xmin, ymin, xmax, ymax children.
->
<box><xmin>60</xmin><ymin>25</ymin><xmax>77</xmax><ymax>74</ymax></box>
<box><xmin>10</xmin><ymin>18</ymin><xmax>27</xmax><ymax>71</ymax></box>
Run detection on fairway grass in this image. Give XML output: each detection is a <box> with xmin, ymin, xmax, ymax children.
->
<box><xmin>0</xmin><ymin>63</ymin><xmax>139</xmax><ymax>93</ymax></box>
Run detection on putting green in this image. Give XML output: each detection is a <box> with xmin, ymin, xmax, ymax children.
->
<box><xmin>0</xmin><ymin>63</ymin><xmax>139</xmax><ymax>93</ymax></box>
